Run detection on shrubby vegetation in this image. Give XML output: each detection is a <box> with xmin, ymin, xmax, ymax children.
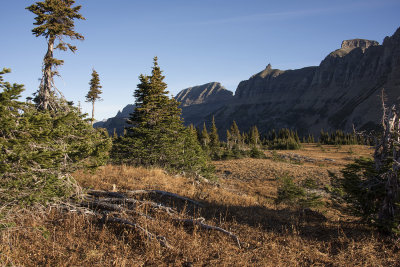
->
<box><xmin>331</xmin><ymin>97</ymin><xmax>400</xmax><ymax>235</ymax></box>
<box><xmin>331</xmin><ymin>155</ymin><xmax>399</xmax><ymax>234</ymax></box>
<box><xmin>276</xmin><ymin>175</ymin><xmax>324</xmax><ymax>209</ymax></box>
<box><xmin>0</xmin><ymin>0</ymin><xmax>112</xmax><ymax>207</ymax></box>
<box><xmin>264</xmin><ymin>128</ymin><xmax>301</xmax><ymax>150</ymax></box>
<box><xmin>331</xmin><ymin>158</ymin><xmax>382</xmax><ymax>221</ymax></box>
<box><xmin>0</xmin><ymin>69</ymin><xmax>111</xmax><ymax>205</ymax></box>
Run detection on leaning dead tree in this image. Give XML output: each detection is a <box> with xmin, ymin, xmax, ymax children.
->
<box><xmin>373</xmin><ymin>91</ymin><xmax>400</xmax><ymax>230</ymax></box>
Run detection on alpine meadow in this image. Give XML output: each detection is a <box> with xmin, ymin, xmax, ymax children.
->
<box><xmin>1</xmin><ymin>1</ymin><xmax>400</xmax><ymax>266</ymax></box>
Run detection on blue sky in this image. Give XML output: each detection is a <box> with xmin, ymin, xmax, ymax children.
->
<box><xmin>1</xmin><ymin>0</ymin><xmax>399</xmax><ymax>120</ymax></box>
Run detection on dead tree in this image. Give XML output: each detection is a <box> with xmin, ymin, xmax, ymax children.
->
<box><xmin>373</xmin><ymin>91</ymin><xmax>400</xmax><ymax>231</ymax></box>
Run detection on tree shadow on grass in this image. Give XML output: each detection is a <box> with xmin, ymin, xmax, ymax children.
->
<box><xmin>143</xmin><ymin>193</ymin><xmax>381</xmax><ymax>246</ymax></box>
<box><xmin>198</xmin><ymin>201</ymin><xmax>379</xmax><ymax>244</ymax></box>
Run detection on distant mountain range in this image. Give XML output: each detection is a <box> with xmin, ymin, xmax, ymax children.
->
<box><xmin>95</xmin><ymin>26</ymin><xmax>400</xmax><ymax>137</ymax></box>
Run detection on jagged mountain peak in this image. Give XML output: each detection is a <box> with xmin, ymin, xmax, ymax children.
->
<box><xmin>175</xmin><ymin>82</ymin><xmax>233</xmax><ymax>107</ymax></box>
<box><xmin>250</xmin><ymin>64</ymin><xmax>285</xmax><ymax>80</ymax></box>
<box><xmin>341</xmin><ymin>39</ymin><xmax>379</xmax><ymax>51</ymax></box>
<box><xmin>328</xmin><ymin>38</ymin><xmax>379</xmax><ymax>58</ymax></box>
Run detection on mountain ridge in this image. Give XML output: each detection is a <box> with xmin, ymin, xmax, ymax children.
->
<box><xmin>95</xmin><ymin>26</ymin><xmax>400</xmax><ymax>137</ymax></box>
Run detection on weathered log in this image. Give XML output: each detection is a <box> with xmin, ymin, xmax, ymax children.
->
<box><xmin>84</xmin><ymin>196</ymin><xmax>177</xmax><ymax>216</ymax></box>
<box><xmin>87</xmin><ymin>189</ymin><xmax>125</xmax><ymax>199</ymax></box>
<box><xmin>125</xmin><ymin>189</ymin><xmax>204</xmax><ymax>207</ymax></box>
<box><xmin>72</xmin><ymin>189</ymin><xmax>240</xmax><ymax>248</ymax></box>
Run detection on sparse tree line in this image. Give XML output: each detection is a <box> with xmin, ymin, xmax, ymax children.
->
<box><xmin>1</xmin><ymin>0</ymin><xmax>399</xmax><ymax>235</ymax></box>
<box><xmin>112</xmin><ymin>116</ymin><xmax>375</xmax><ymax>163</ymax></box>
<box><xmin>318</xmin><ymin>129</ymin><xmax>374</xmax><ymax>146</ymax></box>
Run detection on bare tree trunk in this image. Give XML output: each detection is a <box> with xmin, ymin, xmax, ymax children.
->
<box><xmin>375</xmin><ymin>101</ymin><xmax>400</xmax><ymax>230</ymax></box>
<box><xmin>38</xmin><ymin>36</ymin><xmax>55</xmax><ymax>110</ymax></box>
<box><xmin>379</xmin><ymin>172</ymin><xmax>400</xmax><ymax>225</ymax></box>
<box><xmin>91</xmin><ymin>100</ymin><xmax>95</xmax><ymax>126</ymax></box>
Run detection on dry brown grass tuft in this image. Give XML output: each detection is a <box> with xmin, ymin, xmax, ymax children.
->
<box><xmin>1</xmin><ymin>145</ymin><xmax>399</xmax><ymax>266</ymax></box>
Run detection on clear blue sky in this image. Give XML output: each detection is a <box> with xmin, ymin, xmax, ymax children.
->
<box><xmin>1</xmin><ymin>0</ymin><xmax>399</xmax><ymax>120</ymax></box>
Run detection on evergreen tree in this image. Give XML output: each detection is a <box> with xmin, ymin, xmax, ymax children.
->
<box><xmin>249</xmin><ymin>125</ymin><xmax>260</xmax><ymax>146</ymax></box>
<box><xmin>226</xmin><ymin>129</ymin><xmax>232</xmax><ymax>149</ymax></box>
<box><xmin>111</xmin><ymin>58</ymin><xmax>212</xmax><ymax>178</ymax></box>
<box><xmin>85</xmin><ymin>69</ymin><xmax>102</xmax><ymax>125</ymax></box>
<box><xmin>26</xmin><ymin>0</ymin><xmax>85</xmax><ymax>110</ymax></box>
<box><xmin>200</xmin><ymin>122</ymin><xmax>210</xmax><ymax>148</ymax></box>
<box><xmin>307</xmin><ymin>134</ymin><xmax>315</xmax><ymax>143</ymax></box>
<box><xmin>209</xmin><ymin>116</ymin><xmax>220</xmax><ymax>150</ymax></box>
<box><xmin>1</xmin><ymin>1</ymin><xmax>112</xmax><ymax>207</ymax></box>
<box><xmin>230</xmin><ymin>121</ymin><xmax>241</xmax><ymax>146</ymax></box>
<box><xmin>241</xmin><ymin>132</ymin><xmax>248</xmax><ymax>146</ymax></box>
<box><xmin>270</xmin><ymin>129</ymin><xmax>277</xmax><ymax>142</ymax></box>
<box><xmin>268</xmin><ymin>128</ymin><xmax>301</xmax><ymax>150</ymax></box>
<box><xmin>0</xmin><ymin>68</ymin><xmax>111</xmax><ymax>205</ymax></box>
<box><xmin>331</xmin><ymin>94</ymin><xmax>399</xmax><ymax>234</ymax></box>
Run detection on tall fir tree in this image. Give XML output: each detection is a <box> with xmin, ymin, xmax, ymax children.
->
<box><xmin>111</xmin><ymin>58</ymin><xmax>212</xmax><ymax>178</ymax></box>
<box><xmin>249</xmin><ymin>125</ymin><xmax>260</xmax><ymax>146</ymax></box>
<box><xmin>230</xmin><ymin>121</ymin><xmax>241</xmax><ymax>146</ymax></box>
<box><xmin>85</xmin><ymin>69</ymin><xmax>103</xmax><ymax>125</ymax></box>
<box><xmin>226</xmin><ymin>129</ymin><xmax>232</xmax><ymax>149</ymax></box>
<box><xmin>200</xmin><ymin>122</ymin><xmax>210</xmax><ymax>148</ymax></box>
<box><xmin>1</xmin><ymin>2</ymin><xmax>112</xmax><ymax>207</ymax></box>
<box><xmin>206</xmin><ymin>116</ymin><xmax>221</xmax><ymax>160</ymax></box>
<box><xmin>209</xmin><ymin>116</ymin><xmax>220</xmax><ymax>150</ymax></box>
<box><xmin>26</xmin><ymin>0</ymin><xmax>85</xmax><ymax>110</ymax></box>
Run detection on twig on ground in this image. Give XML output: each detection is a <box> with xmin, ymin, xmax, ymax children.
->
<box><xmin>173</xmin><ymin>217</ymin><xmax>241</xmax><ymax>248</ymax></box>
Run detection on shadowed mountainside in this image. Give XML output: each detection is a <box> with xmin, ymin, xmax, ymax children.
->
<box><xmin>96</xmin><ymin>27</ymin><xmax>400</xmax><ymax>137</ymax></box>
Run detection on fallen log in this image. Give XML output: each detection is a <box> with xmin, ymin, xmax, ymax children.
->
<box><xmin>84</xmin><ymin>196</ymin><xmax>177</xmax><ymax>215</ymax></box>
<box><xmin>71</xmin><ymin>189</ymin><xmax>240</xmax><ymax>249</ymax></box>
<box><xmin>125</xmin><ymin>189</ymin><xmax>204</xmax><ymax>207</ymax></box>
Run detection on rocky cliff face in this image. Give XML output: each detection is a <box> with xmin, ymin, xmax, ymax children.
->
<box><xmin>96</xmin><ymin>27</ymin><xmax>400</xmax><ymax>138</ymax></box>
<box><xmin>205</xmin><ymin>27</ymin><xmax>399</xmax><ymax>136</ymax></box>
<box><xmin>176</xmin><ymin>82</ymin><xmax>234</xmax><ymax>127</ymax></box>
<box><xmin>175</xmin><ymin>82</ymin><xmax>233</xmax><ymax>107</ymax></box>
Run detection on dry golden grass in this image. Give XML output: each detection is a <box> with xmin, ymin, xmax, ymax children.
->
<box><xmin>1</xmin><ymin>144</ymin><xmax>399</xmax><ymax>266</ymax></box>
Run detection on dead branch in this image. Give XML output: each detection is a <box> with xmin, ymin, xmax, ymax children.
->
<box><xmin>86</xmin><ymin>197</ymin><xmax>177</xmax><ymax>216</ymax></box>
<box><xmin>64</xmin><ymin>189</ymin><xmax>240</xmax><ymax>249</ymax></box>
<box><xmin>95</xmin><ymin>212</ymin><xmax>172</xmax><ymax>249</ymax></box>
<box><xmin>87</xmin><ymin>189</ymin><xmax>125</xmax><ymax>199</ymax></box>
<box><xmin>80</xmin><ymin>198</ymin><xmax>154</xmax><ymax>220</ymax></box>
<box><xmin>124</xmin><ymin>189</ymin><xmax>204</xmax><ymax>207</ymax></box>
<box><xmin>173</xmin><ymin>217</ymin><xmax>241</xmax><ymax>249</ymax></box>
